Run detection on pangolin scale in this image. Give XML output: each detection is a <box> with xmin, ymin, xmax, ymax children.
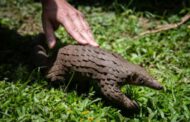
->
<box><xmin>33</xmin><ymin>44</ymin><xmax>163</xmax><ymax>110</ymax></box>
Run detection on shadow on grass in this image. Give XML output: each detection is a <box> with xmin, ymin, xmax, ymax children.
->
<box><xmin>0</xmin><ymin>24</ymin><xmax>47</xmax><ymax>80</ymax></box>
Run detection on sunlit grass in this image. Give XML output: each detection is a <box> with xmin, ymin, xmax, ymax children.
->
<box><xmin>0</xmin><ymin>0</ymin><xmax>190</xmax><ymax>121</ymax></box>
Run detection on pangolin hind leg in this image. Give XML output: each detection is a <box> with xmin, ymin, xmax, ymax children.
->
<box><xmin>46</xmin><ymin>66</ymin><xmax>65</xmax><ymax>81</ymax></box>
<box><xmin>46</xmin><ymin>59</ymin><xmax>66</xmax><ymax>82</ymax></box>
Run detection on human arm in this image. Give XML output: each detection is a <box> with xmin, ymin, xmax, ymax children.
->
<box><xmin>41</xmin><ymin>0</ymin><xmax>98</xmax><ymax>48</ymax></box>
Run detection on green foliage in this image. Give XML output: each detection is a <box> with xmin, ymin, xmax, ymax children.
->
<box><xmin>0</xmin><ymin>80</ymin><xmax>124</xmax><ymax>121</ymax></box>
<box><xmin>0</xmin><ymin>0</ymin><xmax>190</xmax><ymax>121</ymax></box>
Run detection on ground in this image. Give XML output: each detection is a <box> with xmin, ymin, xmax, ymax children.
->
<box><xmin>0</xmin><ymin>0</ymin><xmax>190</xmax><ymax>121</ymax></box>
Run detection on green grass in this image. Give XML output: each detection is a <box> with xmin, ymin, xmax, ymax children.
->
<box><xmin>0</xmin><ymin>0</ymin><xmax>190</xmax><ymax>121</ymax></box>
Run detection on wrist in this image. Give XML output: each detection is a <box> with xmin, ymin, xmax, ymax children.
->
<box><xmin>41</xmin><ymin>0</ymin><xmax>67</xmax><ymax>5</ymax></box>
<box><xmin>41</xmin><ymin>0</ymin><xmax>68</xmax><ymax>9</ymax></box>
<box><xmin>41</xmin><ymin>0</ymin><xmax>50</xmax><ymax>4</ymax></box>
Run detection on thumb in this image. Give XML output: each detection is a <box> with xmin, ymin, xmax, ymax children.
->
<box><xmin>42</xmin><ymin>17</ymin><xmax>56</xmax><ymax>49</ymax></box>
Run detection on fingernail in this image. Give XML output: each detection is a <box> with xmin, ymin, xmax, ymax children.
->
<box><xmin>91</xmin><ymin>42</ymin><xmax>99</xmax><ymax>47</ymax></box>
<box><xmin>48</xmin><ymin>40</ymin><xmax>56</xmax><ymax>49</ymax></box>
<box><xmin>80</xmin><ymin>41</ymin><xmax>88</xmax><ymax>45</ymax></box>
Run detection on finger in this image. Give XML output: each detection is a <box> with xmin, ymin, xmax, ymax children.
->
<box><xmin>52</xmin><ymin>20</ymin><xmax>59</xmax><ymax>30</ymax></box>
<box><xmin>60</xmin><ymin>14</ymin><xmax>88</xmax><ymax>45</ymax></box>
<box><xmin>78</xmin><ymin>13</ymin><xmax>99</xmax><ymax>47</ymax></box>
<box><xmin>70</xmin><ymin>12</ymin><xmax>92</xmax><ymax>44</ymax></box>
<box><xmin>42</xmin><ymin>16</ymin><xmax>56</xmax><ymax>49</ymax></box>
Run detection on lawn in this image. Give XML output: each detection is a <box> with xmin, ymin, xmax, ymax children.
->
<box><xmin>0</xmin><ymin>0</ymin><xmax>190</xmax><ymax>121</ymax></box>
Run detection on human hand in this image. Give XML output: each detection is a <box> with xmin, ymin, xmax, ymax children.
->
<box><xmin>41</xmin><ymin>0</ymin><xmax>98</xmax><ymax>48</ymax></box>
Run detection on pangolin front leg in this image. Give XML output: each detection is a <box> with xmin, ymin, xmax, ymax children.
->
<box><xmin>99</xmin><ymin>79</ymin><xmax>139</xmax><ymax>109</ymax></box>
